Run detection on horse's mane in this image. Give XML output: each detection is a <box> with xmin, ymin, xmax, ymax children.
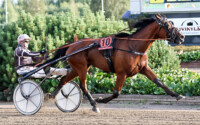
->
<box><xmin>115</xmin><ymin>32</ymin><xmax>130</xmax><ymax>37</ymax></box>
<box><xmin>115</xmin><ymin>18</ymin><xmax>156</xmax><ymax>37</ymax></box>
<box><xmin>129</xmin><ymin>18</ymin><xmax>156</xmax><ymax>35</ymax></box>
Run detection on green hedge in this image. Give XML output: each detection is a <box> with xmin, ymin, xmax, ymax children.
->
<box><xmin>148</xmin><ymin>41</ymin><xmax>181</xmax><ymax>69</ymax></box>
<box><xmin>85</xmin><ymin>67</ymin><xmax>200</xmax><ymax>96</ymax></box>
<box><xmin>178</xmin><ymin>50</ymin><xmax>200</xmax><ymax>62</ymax></box>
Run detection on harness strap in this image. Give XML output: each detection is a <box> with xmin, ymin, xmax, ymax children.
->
<box><xmin>116</xmin><ymin>37</ymin><xmax>169</xmax><ymax>41</ymax></box>
<box><xmin>114</xmin><ymin>48</ymin><xmax>147</xmax><ymax>55</ymax></box>
<box><xmin>105</xmin><ymin>57</ymin><xmax>115</xmax><ymax>73</ymax></box>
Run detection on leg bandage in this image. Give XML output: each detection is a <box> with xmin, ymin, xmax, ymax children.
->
<box><xmin>153</xmin><ymin>78</ymin><xmax>165</xmax><ymax>87</ymax></box>
<box><xmin>113</xmin><ymin>90</ymin><xmax>120</xmax><ymax>98</ymax></box>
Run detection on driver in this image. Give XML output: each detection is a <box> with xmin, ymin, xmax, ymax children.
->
<box><xmin>14</xmin><ymin>34</ymin><xmax>68</xmax><ymax>78</ymax></box>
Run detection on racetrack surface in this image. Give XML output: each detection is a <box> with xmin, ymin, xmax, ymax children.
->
<box><xmin>1</xmin><ymin>100</ymin><xmax>200</xmax><ymax>125</ymax></box>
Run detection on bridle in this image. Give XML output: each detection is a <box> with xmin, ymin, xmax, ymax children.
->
<box><xmin>115</xmin><ymin>17</ymin><xmax>180</xmax><ymax>56</ymax></box>
<box><xmin>156</xmin><ymin>16</ymin><xmax>178</xmax><ymax>43</ymax></box>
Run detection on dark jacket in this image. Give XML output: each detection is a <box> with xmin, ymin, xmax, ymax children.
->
<box><xmin>14</xmin><ymin>45</ymin><xmax>43</xmax><ymax>69</ymax></box>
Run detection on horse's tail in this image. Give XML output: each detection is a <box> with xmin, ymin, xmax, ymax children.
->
<box><xmin>42</xmin><ymin>44</ymin><xmax>70</xmax><ymax>67</ymax></box>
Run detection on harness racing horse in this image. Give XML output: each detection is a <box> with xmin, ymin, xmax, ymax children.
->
<box><xmin>50</xmin><ymin>14</ymin><xmax>185</xmax><ymax>113</ymax></box>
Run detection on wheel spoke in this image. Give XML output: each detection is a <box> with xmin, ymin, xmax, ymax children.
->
<box><xmin>21</xmin><ymin>85</ymin><xmax>27</xmax><ymax>96</ymax></box>
<box><xmin>66</xmin><ymin>86</ymin><xmax>76</xmax><ymax>97</ymax></box>
<box><xmin>29</xmin><ymin>85</ymin><xmax>40</xmax><ymax>97</ymax></box>
<box><xmin>16</xmin><ymin>98</ymin><xmax>26</xmax><ymax>103</ymax></box>
<box><xmin>56</xmin><ymin>97</ymin><xmax>66</xmax><ymax>102</ymax></box>
<box><xmin>68</xmin><ymin>83</ymin><xmax>71</xmax><ymax>95</ymax></box>
<box><xmin>29</xmin><ymin>93</ymin><xmax>40</xmax><ymax>98</ymax></box>
<box><xmin>28</xmin><ymin>83</ymin><xmax>31</xmax><ymax>95</ymax></box>
<box><xmin>68</xmin><ymin>97</ymin><xmax>77</xmax><ymax>106</ymax></box>
<box><xmin>69</xmin><ymin>92</ymin><xmax>80</xmax><ymax>97</ymax></box>
<box><xmin>28</xmin><ymin>98</ymin><xmax>38</xmax><ymax>108</ymax></box>
<box><xmin>26</xmin><ymin>100</ymin><xmax>29</xmax><ymax>112</ymax></box>
<box><xmin>65</xmin><ymin>98</ymin><xmax>68</xmax><ymax>110</ymax></box>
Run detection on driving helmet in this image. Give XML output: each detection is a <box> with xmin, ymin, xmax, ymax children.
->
<box><xmin>17</xmin><ymin>34</ymin><xmax>31</xmax><ymax>44</ymax></box>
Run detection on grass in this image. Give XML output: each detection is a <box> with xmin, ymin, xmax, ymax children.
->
<box><xmin>138</xmin><ymin>99</ymin><xmax>148</xmax><ymax>104</ymax></box>
<box><xmin>153</xmin><ymin>100</ymin><xmax>161</xmax><ymax>104</ymax></box>
<box><xmin>173</xmin><ymin>45</ymin><xmax>200</xmax><ymax>52</ymax></box>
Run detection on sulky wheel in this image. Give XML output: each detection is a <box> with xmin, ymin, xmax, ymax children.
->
<box><xmin>13</xmin><ymin>80</ymin><xmax>44</xmax><ymax>115</ymax></box>
<box><xmin>55</xmin><ymin>81</ymin><xmax>82</xmax><ymax>112</ymax></box>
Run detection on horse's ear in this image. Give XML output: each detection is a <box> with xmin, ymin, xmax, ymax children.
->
<box><xmin>155</xmin><ymin>13</ymin><xmax>162</xmax><ymax>20</ymax></box>
<box><xmin>74</xmin><ymin>34</ymin><xmax>79</xmax><ymax>42</ymax></box>
<box><xmin>158</xmin><ymin>13</ymin><xmax>162</xmax><ymax>17</ymax></box>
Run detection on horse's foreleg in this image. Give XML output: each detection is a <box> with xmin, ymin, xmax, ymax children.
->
<box><xmin>140</xmin><ymin>66</ymin><xmax>185</xmax><ymax>100</ymax></box>
<box><xmin>96</xmin><ymin>74</ymin><xmax>126</xmax><ymax>103</ymax></box>
<box><xmin>79</xmin><ymin>82</ymin><xmax>99</xmax><ymax>113</ymax></box>
<box><xmin>76</xmin><ymin>66</ymin><xmax>100</xmax><ymax>113</ymax></box>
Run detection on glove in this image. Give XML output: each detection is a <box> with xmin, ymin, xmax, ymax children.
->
<box><xmin>40</xmin><ymin>49</ymin><xmax>47</xmax><ymax>55</ymax></box>
<box><xmin>44</xmin><ymin>54</ymin><xmax>50</xmax><ymax>59</ymax></box>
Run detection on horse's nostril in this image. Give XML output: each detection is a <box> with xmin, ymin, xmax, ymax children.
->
<box><xmin>181</xmin><ymin>35</ymin><xmax>185</xmax><ymax>39</ymax></box>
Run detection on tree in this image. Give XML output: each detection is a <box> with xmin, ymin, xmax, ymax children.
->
<box><xmin>0</xmin><ymin>6</ymin><xmax>5</xmax><ymax>24</ymax></box>
<box><xmin>7</xmin><ymin>0</ymin><xmax>19</xmax><ymax>23</ymax></box>
<box><xmin>90</xmin><ymin>0</ymin><xmax>129</xmax><ymax>19</ymax></box>
<box><xmin>0</xmin><ymin>0</ymin><xmax>19</xmax><ymax>24</ymax></box>
<box><xmin>56</xmin><ymin>0</ymin><xmax>70</xmax><ymax>7</ymax></box>
<box><xmin>23</xmin><ymin>0</ymin><xmax>46</xmax><ymax>15</ymax></box>
<box><xmin>17</xmin><ymin>0</ymin><xmax>24</xmax><ymax>6</ymax></box>
<box><xmin>75</xmin><ymin>0</ymin><xmax>91</xmax><ymax>4</ymax></box>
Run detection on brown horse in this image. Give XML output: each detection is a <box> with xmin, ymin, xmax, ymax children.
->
<box><xmin>50</xmin><ymin>14</ymin><xmax>185</xmax><ymax>113</ymax></box>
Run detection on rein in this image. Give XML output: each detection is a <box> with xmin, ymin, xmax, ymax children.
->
<box><xmin>34</xmin><ymin>39</ymin><xmax>100</xmax><ymax>67</ymax></box>
<box><xmin>114</xmin><ymin>48</ymin><xmax>147</xmax><ymax>55</ymax></box>
<box><xmin>48</xmin><ymin>40</ymin><xmax>83</xmax><ymax>54</ymax></box>
<box><xmin>47</xmin><ymin>38</ymin><xmax>101</xmax><ymax>54</ymax></box>
<box><xmin>48</xmin><ymin>37</ymin><xmax>169</xmax><ymax>54</ymax></box>
<box><xmin>116</xmin><ymin>37</ymin><xmax>169</xmax><ymax>41</ymax></box>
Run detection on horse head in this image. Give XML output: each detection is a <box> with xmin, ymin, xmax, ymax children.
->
<box><xmin>155</xmin><ymin>14</ymin><xmax>185</xmax><ymax>44</ymax></box>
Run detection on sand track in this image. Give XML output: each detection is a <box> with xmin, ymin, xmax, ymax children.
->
<box><xmin>1</xmin><ymin>101</ymin><xmax>200</xmax><ymax>125</ymax></box>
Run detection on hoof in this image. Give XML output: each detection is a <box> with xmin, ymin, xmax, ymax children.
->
<box><xmin>44</xmin><ymin>93</ymin><xmax>55</xmax><ymax>100</ymax></box>
<box><xmin>176</xmin><ymin>95</ymin><xmax>185</xmax><ymax>101</ymax></box>
<box><xmin>95</xmin><ymin>97</ymin><xmax>103</xmax><ymax>103</ymax></box>
<box><xmin>49</xmin><ymin>94</ymin><xmax>56</xmax><ymax>99</ymax></box>
<box><xmin>92</xmin><ymin>106</ymin><xmax>100</xmax><ymax>113</ymax></box>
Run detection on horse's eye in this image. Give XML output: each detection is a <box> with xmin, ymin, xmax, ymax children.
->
<box><xmin>164</xmin><ymin>22</ymin><xmax>169</xmax><ymax>27</ymax></box>
<box><xmin>175</xmin><ymin>28</ymin><xmax>180</xmax><ymax>31</ymax></box>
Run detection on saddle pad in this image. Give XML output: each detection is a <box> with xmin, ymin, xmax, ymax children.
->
<box><xmin>98</xmin><ymin>37</ymin><xmax>113</xmax><ymax>50</ymax></box>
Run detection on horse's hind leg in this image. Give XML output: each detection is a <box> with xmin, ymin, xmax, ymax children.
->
<box><xmin>70</xmin><ymin>62</ymin><xmax>99</xmax><ymax>113</ymax></box>
<box><xmin>80</xmin><ymin>81</ymin><xmax>100</xmax><ymax>113</ymax></box>
<box><xmin>78</xmin><ymin>69</ymin><xmax>100</xmax><ymax>113</ymax></box>
<box><xmin>140</xmin><ymin>66</ymin><xmax>185</xmax><ymax>100</ymax></box>
<box><xmin>96</xmin><ymin>74</ymin><xmax>127</xmax><ymax>103</ymax></box>
<box><xmin>50</xmin><ymin>68</ymin><xmax>78</xmax><ymax>97</ymax></box>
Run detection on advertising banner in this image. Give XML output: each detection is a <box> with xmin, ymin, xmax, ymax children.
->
<box><xmin>169</xmin><ymin>18</ymin><xmax>200</xmax><ymax>36</ymax></box>
<box><xmin>141</xmin><ymin>0</ymin><xmax>200</xmax><ymax>13</ymax></box>
<box><xmin>150</xmin><ymin>0</ymin><xmax>200</xmax><ymax>4</ymax></box>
